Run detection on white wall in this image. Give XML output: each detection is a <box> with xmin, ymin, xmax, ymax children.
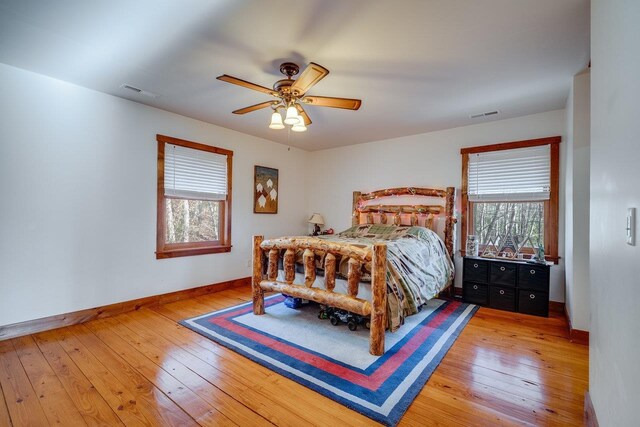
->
<box><xmin>308</xmin><ymin>110</ymin><xmax>567</xmax><ymax>302</ymax></box>
<box><xmin>564</xmin><ymin>70</ymin><xmax>591</xmax><ymax>331</ymax></box>
<box><xmin>0</xmin><ymin>63</ymin><xmax>309</xmax><ymax>326</ymax></box>
<box><xmin>564</xmin><ymin>81</ymin><xmax>574</xmax><ymax>317</ymax></box>
<box><xmin>590</xmin><ymin>1</ymin><xmax>640</xmax><ymax>426</ymax></box>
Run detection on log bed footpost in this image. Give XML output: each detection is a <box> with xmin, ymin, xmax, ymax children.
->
<box><xmin>252</xmin><ymin>235</ymin><xmax>265</xmax><ymax>315</ymax></box>
<box><xmin>370</xmin><ymin>243</ymin><xmax>387</xmax><ymax>356</ymax></box>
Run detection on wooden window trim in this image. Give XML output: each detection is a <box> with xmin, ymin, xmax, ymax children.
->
<box><xmin>156</xmin><ymin>134</ymin><xmax>233</xmax><ymax>259</ymax></box>
<box><xmin>460</xmin><ymin>136</ymin><xmax>561</xmax><ymax>264</ymax></box>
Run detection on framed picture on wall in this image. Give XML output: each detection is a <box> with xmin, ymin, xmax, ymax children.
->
<box><xmin>254</xmin><ymin>165</ymin><xmax>278</xmax><ymax>214</ymax></box>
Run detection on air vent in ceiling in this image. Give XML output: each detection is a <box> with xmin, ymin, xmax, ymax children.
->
<box><xmin>120</xmin><ymin>84</ymin><xmax>159</xmax><ymax>98</ymax></box>
<box><xmin>470</xmin><ymin>110</ymin><xmax>499</xmax><ymax>119</ymax></box>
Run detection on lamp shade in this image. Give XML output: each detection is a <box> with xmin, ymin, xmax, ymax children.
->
<box><xmin>284</xmin><ymin>106</ymin><xmax>300</xmax><ymax>125</ymax></box>
<box><xmin>308</xmin><ymin>213</ymin><xmax>324</xmax><ymax>225</ymax></box>
<box><xmin>291</xmin><ymin>120</ymin><xmax>307</xmax><ymax>132</ymax></box>
<box><xmin>269</xmin><ymin>111</ymin><xmax>285</xmax><ymax>129</ymax></box>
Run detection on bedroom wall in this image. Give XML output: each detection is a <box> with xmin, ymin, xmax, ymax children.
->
<box><xmin>564</xmin><ymin>69</ymin><xmax>591</xmax><ymax>332</ymax></box>
<box><xmin>307</xmin><ymin>110</ymin><xmax>567</xmax><ymax>302</ymax></box>
<box><xmin>590</xmin><ymin>0</ymin><xmax>640</xmax><ymax>425</ymax></box>
<box><xmin>563</xmin><ymin>82</ymin><xmax>574</xmax><ymax>319</ymax></box>
<box><xmin>0</xmin><ymin>63</ymin><xmax>309</xmax><ymax>327</ymax></box>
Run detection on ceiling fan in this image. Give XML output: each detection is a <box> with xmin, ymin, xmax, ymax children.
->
<box><xmin>217</xmin><ymin>62</ymin><xmax>361</xmax><ymax>132</ymax></box>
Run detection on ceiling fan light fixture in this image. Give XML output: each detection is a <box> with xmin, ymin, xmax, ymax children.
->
<box><xmin>284</xmin><ymin>105</ymin><xmax>300</xmax><ymax>125</ymax></box>
<box><xmin>291</xmin><ymin>121</ymin><xmax>307</xmax><ymax>132</ymax></box>
<box><xmin>269</xmin><ymin>111</ymin><xmax>285</xmax><ymax>129</ymax></box>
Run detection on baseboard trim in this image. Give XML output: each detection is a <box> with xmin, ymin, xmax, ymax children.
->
<box><xmin>585</xmin><ymin>391</ymin><xmax>599</xmax><ymax>427</ymax></box>
<box><xmin>564</xmin><ymin>303</ymin><xmax>590</xmax><ymax>345</ymax></box>
<box><xmin>0</xmin><ymin>277</ymin><xmax>250</xmax><ymax>341</ymax></box>
<box><xmin>570</xmin><ymin>328</ymin><xmax>589</xmax><ymax>345</ymax></box>
<box><xmin>549</xmin><ymin>300</ymin><xmax>565</xmax><ymax>314</ymax></box>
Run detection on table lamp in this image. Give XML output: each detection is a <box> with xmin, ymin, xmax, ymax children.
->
<box><xmin>308</xmin><ymin>213</ymin><xmax>325</xmax><ymax>236</ymax></box>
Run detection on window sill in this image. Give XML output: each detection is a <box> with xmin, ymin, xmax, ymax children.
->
<box><xmin>156</xmin><ymin>245</ymin><xmax>231</xmax><ymax>259</ymax></box>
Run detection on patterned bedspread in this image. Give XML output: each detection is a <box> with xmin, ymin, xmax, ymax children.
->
<box><xmin>300</xmin><ymin>224</ymin><xmax>454</xmax><ymax>331</ymax></box>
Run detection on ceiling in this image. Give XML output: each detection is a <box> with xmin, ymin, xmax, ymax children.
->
<box><xmin>0</xmin><ymin>0</ymin><xmax>589</xmax><ymax>151</ymax></box>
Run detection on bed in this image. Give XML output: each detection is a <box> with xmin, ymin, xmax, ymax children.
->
<box><xmin>251</xmin><ymin>187</ymin><xmax>457</xmax><ymax>355</ymax></box>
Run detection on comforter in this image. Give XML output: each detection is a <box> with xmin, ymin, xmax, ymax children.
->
<box><xmin>299</xmin><ymin>224</ymin><xmax>454</xmax><ymax>331</ymax></box>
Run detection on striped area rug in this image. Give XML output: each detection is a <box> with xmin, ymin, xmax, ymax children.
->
<box><xmin>180</xmin><ymin>295</ymin><xmax>477</xmax><ymax>426</ymax></box>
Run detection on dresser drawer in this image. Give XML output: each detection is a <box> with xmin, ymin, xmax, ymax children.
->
<box><xmin>518</xmin><ymin>290</ymin><xmax>549</xmax><ymax>317</ymax></box>
<box><xmin>518</xmin><ymin>264</ymin><xmax>549</xmax><ymax>291</ymax></box>
<box><xmin>463</xmin><ymin>282</ymin><xmax>488</xmax><ymax>305</ymax></box>
<box><xmin>489</xmin><ymin>286</ymin><xmax>516</xmax><ymax>312</ymax></box>
<box><xmin>490</xmin><ymin>262</ymin><xmax>517</xmax><ymax>287</ymax></box>
<box><xmin>463</xmin><ymin>259</ymin><xmax>489</xmax><ymax>283</ymax></box>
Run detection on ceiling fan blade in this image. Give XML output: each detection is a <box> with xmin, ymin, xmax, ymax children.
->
<box><xmin>217</xmin><ymin>74</ymin><xmax>276</xmax><ymax>96</ymax></box>
<box><xmin>302</xmin><ymin>96</ymin><xmax>362</xmax><ymax>110</ymax></box>
<box><xmin>232</xmin><ymin>101</ymin><xmax>278</xmax><ymax>115</ymax></box>
<box><xmin>291</xmin><ymin>62</ymin><xmax>329</xmax><ymax>95</ymax></box>
<box><xmin>295</xmin><ymin>104</ymin><xmax>312</xmax><ymax>125</ymax></box>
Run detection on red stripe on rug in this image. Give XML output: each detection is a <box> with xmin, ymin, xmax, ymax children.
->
<box><xmin>211</xmin><ymin>300</ymin><xmax>460</xmax><ymax>390</ymax></box>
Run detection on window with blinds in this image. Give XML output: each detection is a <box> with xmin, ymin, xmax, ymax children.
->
<box><xmin>467</xmin><ymin>145</ymin><xmax>550</xmax><ymax>202</ymax></box>
<box><xmin>156</xmin><ymin>135</ymin><xmax>233</xmax><ymax>259</ymax></box>
<box><xmin>461</xmin><ymin>137</ymin><xmax>561</xmax><ymax>263</ymax></box>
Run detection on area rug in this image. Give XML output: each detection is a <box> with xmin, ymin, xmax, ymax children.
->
<box><xmin>180</xmin><ymin>295</ymin><xmax>478</xmax><ymax>426</ymax></box>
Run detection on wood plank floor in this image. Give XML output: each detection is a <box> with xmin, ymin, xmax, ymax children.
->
<box><xmin>0</xmin><ymin>286</ymin><xmax>588</xmax><ymax>426</ymax></box>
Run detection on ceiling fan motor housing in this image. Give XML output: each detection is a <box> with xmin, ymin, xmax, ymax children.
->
<box><xmin>273</xmin><ymin>78</ymin><xmax>294</xmax><ymax>95</ymax></box>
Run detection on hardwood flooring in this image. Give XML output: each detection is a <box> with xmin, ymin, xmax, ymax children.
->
<box><xmin>0</xmin><ymin>286</ymin><xmax>588</xmax><ymax>426</ymax></box>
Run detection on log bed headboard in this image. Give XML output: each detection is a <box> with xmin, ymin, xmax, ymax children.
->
<box><xmin>351</xmin><ymin>186</ymin><xmax>457</xmax><ymax>258</ymax></box>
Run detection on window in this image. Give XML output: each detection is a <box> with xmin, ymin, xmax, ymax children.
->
<box><xmin>461</xmin><ymin>137</ymin><xmax>560</xmax><ymax>263</ymax></box>
<box><xmin>156</xmin><ymin>134</ymin><xmax>232</xmax><ymax>259</ymax></box>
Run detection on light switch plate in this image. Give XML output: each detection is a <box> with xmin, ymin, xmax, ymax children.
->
<box><xmin>627</xmin><ymin>207</ymin><xmax>636</xmax><ymax>246</ymax></box>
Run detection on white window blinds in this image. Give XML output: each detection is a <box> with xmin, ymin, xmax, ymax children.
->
<box><xmin>164</xmin><ymin>144</ymin><xmax>228</xmax><ymax>201</ymax></box>
<box><xmin>468</xmin><ymin>145</ymin><xmax>550</xmax><ymax>202</ymax></box>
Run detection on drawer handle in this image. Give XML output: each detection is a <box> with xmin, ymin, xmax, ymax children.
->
<box><xmin>530</xmin><ymin>294</ymin><xmax>536</xmax><ymax>299</ymax></box>
<box><xmin>530</xmin><ymin>269</ymin><xmax>536</xmax><ymax>275</ymax></box>
<box><xmin>499</xmin><ymin>290</ymin><xmax>505</xmax><ymax>295</ymax></box>
<box><xmin>473</xmin><ymin>263</ymin><xmax>478</xmax><ymax>268</ymax></box>
<box><xmin>500</xmin><ymin>266</ymin><xmax>505</xmax><ymax>271</ymax></box>
<box><xmin>473</xmin><ymin>285</ymin><xmax>478</xmax><ymax>290</ymax></box>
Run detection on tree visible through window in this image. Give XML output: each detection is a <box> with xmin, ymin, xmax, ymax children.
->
<box><xmin>472</xmin><ymin>202</ymin><xmax>544</xmax><ymax>253</ymax></box>
<box><xmin>165</xmin><ymin>199</ymin><xmax>220</xmax><ymax>243</ymax></box>
<box><xmin>156</xmin><ymin>135</ymin><xmax>232</xmax><ymax>259</ymax></box>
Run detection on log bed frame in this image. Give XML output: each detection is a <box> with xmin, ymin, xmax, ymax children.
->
<box><xmin>252</xmin><ymin>186</ymin><xmax>456</xmax><ymax>356</ymax></box>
